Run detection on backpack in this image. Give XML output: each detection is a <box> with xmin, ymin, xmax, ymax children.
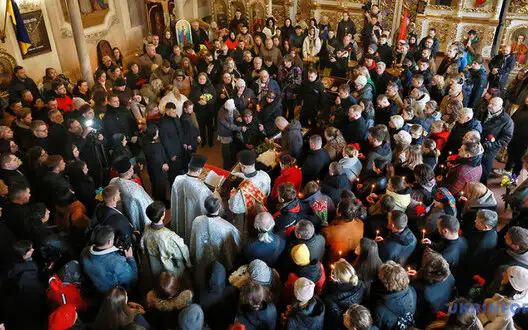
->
<box><xmin>83</xmin><ymin>203</ymin><xmax>119</xmax><ymax>244</ymax></box>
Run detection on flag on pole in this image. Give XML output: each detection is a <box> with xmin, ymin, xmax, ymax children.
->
<box><xmin>7</xmin><ymin>0</ymin><xmax>32</xmax><ymax>55</ymax></box>
<box><xmin>398</xmin><ymin>9</ymin><xmax>408</xmax><ymax>42</ymax></box>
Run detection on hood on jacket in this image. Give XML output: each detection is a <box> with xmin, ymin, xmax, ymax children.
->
<box><xmin>339</xmin><ymin>157</ymin><xmax>362</xmax><ymax>177</ymax></box>
<box><xmin>238</xmin><ymin>302</ymin><xmax>277</xmax><ymax>328</ymax></box>
<box><xmin>287</xmin><ymin>120</ymin><xmax>302</xmax><ymax>132</ymax></box>
<box><xmin>507</xmin><ymin>249</ymin><xmax>528</xmax><ymax>266</ymax></box>
<box><xmin>294</xmin><ymin>296</ymin><xmax>326</xmax><ymax>326</ymax></box>
<box><xmin>325</xmin><ymin>281</ymin><xmax>365</xmax><ymax>309</ymax></box>
<box><xmin>470</xmin><ymin>189</ymin><xmax>497</xmax><ymax>209</ymax></box>
<box><xmin>297</xmin><ymin>262</ymin><xmax>322</xmax><ymax>283</ymax></box>
<box><xmin>378</xmin><ymin>286</ymin><xmax>416</xmax><ymax>315</ymax></box>
<box><xmin>374</xmin><ymin>142</ymin><xmax>391</xmax><ymax>157</ymax></box>
<box><xmin>281</xmin><ymin>198</ymin><xmax>301</xmax><ymax>213</ymax></box>
<box><xmin>146</xmin><ymin>289</ymin><xmax>193</xmax><ymax>312</ymax></box>
<box><xmin>386</xmin><ymin>190</ymin><xmax>412</xmax><ymax>210</ymax></box>
<box><xmin>390</xmin><ymin>228</ymin><xmax>416</xmax><ymax>246</ymax></box>
<box><xmin>208</xmin><ymin>261</ymin><xmax>227</xmax><ymax>292</ymax></box>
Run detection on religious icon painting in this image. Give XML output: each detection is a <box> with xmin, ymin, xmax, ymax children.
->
<box><xmin>175</xmin><ymin>19</ymin><xmax>193</xmax><ymax>46</ymax></box>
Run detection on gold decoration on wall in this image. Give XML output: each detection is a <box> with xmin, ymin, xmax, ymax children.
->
<box><xmin>461</xmin><ymin>0</ymin><xmax>497</xmax><ymax>13</ymax></box>
<box><xmin>427</xmin><ymin>0</ymin><xmax>458</xmax><ymax>10</ymax></box>
<box><xmin>425</xmin><ymin>21</ymin><xmax>455</xmax><ymax>52</ymax></box>
<box><xmin>460</xmin><ymin>24</ymin><xmax>495</xmax><ymax>47</ymax></box>
<box><xmin>508</xmin><ymin>0</ymin><xmax>528</xmax><ymax>14</ymax></box>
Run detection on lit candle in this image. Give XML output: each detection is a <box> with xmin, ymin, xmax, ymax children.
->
<box><xmin>317</xmin><ymin>180</ymin><xmax>320</xmax><ymax>184</ymax></box>
<box><xmin>370</xmin><ymin>184</ymin><xmax>376</xmax><ymax>194</ymax></box>
<box><xmin>448</xmin><ymin>151</ymin><xmax>452</xmax><ymax>156</ymax></box>
<box><xmin>422</xmin><ymin>229</ymin><xmax>426</xmax><ymax>240</ymax></box>
<box><xmin>460</xmin><ymin>190</ymin><xmax>465</xmax><ymax>196</ymax></box>
<box><xmin>330</xmin><ymin>263</ymin><xmax>335</xmax><ymax>270</ymax></box>
<box><xmin>376</xmin><ymin>229</ymin><xmax>380</xmax><ymax>237</ymax></box>
<box><xmin>402</xmin><ymin>176</ymin><xmax>406</xmax><ymax>181</ymax></box>
<box><xmin>338</xmin><ymin>250</ymin><xmax>342</xmax><ymax>256</ymax></box>
<box><xmin>407</xmin><ymin>266</ymin><xmax>411</xmax><ymax>272</ymax></box>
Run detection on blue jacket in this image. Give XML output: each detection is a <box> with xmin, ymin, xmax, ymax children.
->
<box><xmin>412</xmin><ymin>274</ymin><xmax>455</xmax><ymax>325</ymax></box>
<box><xmin>372</xmin><ymin>286</ymin><xmax>417</xmax><ymax>330</ymax></box>
<box><xmin>80</xmin><ymin>245</ymin><xmax>138</xmax><ymax>293</ymax></box>
<box><xmin>378</xmin><ymin>228</ymin><xmax>417</xmax><ymax>265</ymax></box>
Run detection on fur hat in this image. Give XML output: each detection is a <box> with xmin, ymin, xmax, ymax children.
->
<box><xmin>394</xmin><ymin>130</ymin><xmax>412</xmax><ymax>146</ymax></box>
<box><xmin>355</xmin><ymin>75</ymin><xmax>367</xmax><ymax>87</ymax></box>
<box><xmin>507</xmin><ymin>266</ymin><xmax>528</xmax><ymax>292</ymax></box>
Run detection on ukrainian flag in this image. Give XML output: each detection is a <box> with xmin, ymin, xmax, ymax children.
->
<box><xmin>7</xmin><ymin>0</ymin><xmax>31</xmax><ymax>55</ymax></box>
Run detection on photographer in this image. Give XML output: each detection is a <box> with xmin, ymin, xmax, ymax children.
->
<box><xmin>80</xmin><ymin>224</ymin><xmax>138</xmax><ymax>293</ymax></box>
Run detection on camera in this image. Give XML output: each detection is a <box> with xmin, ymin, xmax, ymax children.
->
<box><xmin>362</xmin><ymin>0</ymin><xmax>372</xmax><ymax>12</ymax></box>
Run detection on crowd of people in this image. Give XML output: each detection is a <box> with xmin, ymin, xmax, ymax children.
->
<box><xmin>2</xmin><ymin>4</ymin><xmax>528</xmax><ymax>330</ymax></box>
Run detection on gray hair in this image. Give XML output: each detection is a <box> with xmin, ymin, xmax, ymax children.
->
<box><xmin>477</xmin><ymin>209</ymin><xmax>498</xmax><ymax>228</ymax></box>
<box><xmin>459</xmin><ymin>107</ymin><xmax>474</xmax><ymax>118</ymax></box>
<box><xmin>309</xmin><ymin>135</ymin><xmax>323</xmax><ymax>148</ymax></box>
<box><xmin>254</xmin><ymin>212</ymin><xmax>275</xmax><ymax>243</ymax></box>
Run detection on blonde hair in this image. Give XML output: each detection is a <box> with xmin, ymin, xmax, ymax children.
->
<box><xmin>357</xmin><ymin>66</ymin><xmax>371</xmax><ymax>79</ymax></box>
<box><xmin>180</xmin><ymin>57</ymin><xmax>195</xmax><ymax>77</ymax></box>
<box><xmin>405</xmin><ymin>145</ymin><xmax>423</xmax><ymax>170</ymax></box>
<box><xmin>465</xmin><ymin>182</ymin><xmax>488</xmax><ymax>203</ymax></box>
<box><xmin>334</xmin><ymin>258</ymin><xmax>359</xmax><ymax>285</ymax></box>
<box><xmin>343</xmin><ymin>145</ymin><xmax>359</xmax><ymax>158</ymax></box>
<box><xmin>324</xmin><ymin>126</ymin><xmax>340</xmax><ymax>140</ymax></box>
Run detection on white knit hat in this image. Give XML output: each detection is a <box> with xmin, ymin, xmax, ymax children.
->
<box><xmin>395</xmin><ymin>130</ymin><xmax>412</xmax><ymax>146</ymax></box>
<box><xmin>355</xmin><ymin>75</ymin><xmax>367</xmax><ymax>87</ymax></box>
<box><xmin>294</xmin><ymin>277</ymin><xmax>315</xmax><ymax>303</ymax></box>
<box><xmin>507</xmin><ymin>266</ymin><xmax>528</xmax><ymax>292</ymax></box>
<box><xmin>224</xmin><ymin>99</ymin><xmax>236</xmax><ymax>111</ymax></box>
<box><xmin>236</xmin><ymin>79</ymin><xmax>246</xmax><ymax>88</ymax></box>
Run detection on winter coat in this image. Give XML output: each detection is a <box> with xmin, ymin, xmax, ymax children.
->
<box><xmin>371</xmin><ymin>71</ymin><xmax>393</xmax><ymax>97</ymax></box>
<box><xmin>322</xmin><ymin>281</ymin><xmax>365</xmax><ymax>329</ymax></box>
<box><xmin>339</xmin><ymin>157</ymin><xmax>362</xmax><ymax>183</ymax></box>
<box><xmin>145</xmin><ymin>289</ymin><xmax>193</xmax><ymax>330</ymax></box>
<box><xmin>300</xmin><ymin>190</ymin><xmax>336</xmax><ymax>227</ymax></box>
<box><xmin>92</xmin><ymin>204</ymin><xmax>135</xmax><ymax>248</ymax></box>
<box><xmin>237</xmin><ymin>117</ymin><xmax>265</xmax><ymax>147</ymax></box>
<box><xmin>482</xmin><ymin>111</ymin><xmax>514</xmax><ymax>154</ymax></box>
<box><xmin>235</xmin><ymin>302</ymin><xmax>278</xmax><ymax>330</ymax></box>
<box><xmin>462</xmin><ymin>188</ymin><xmax>497</xmax><ymax>227</ymax></box>
<box><xmin>378</xmin><ymin>228</ymin><xmax>417</xmax><ymax>265</ymax></box>
<box><xmin>510</xmin><ymin>105</ymin><xmax>528</xmax><ymax>149</ymax></box>
<box><xmin>274</xmin><ymin>198</ymin><xmax>304</xmax><ymax>236</ymax></box>
<box><xmin>258</xmin><ymin>98</ymin><xmax>282</xmax><ymax>137</ymax></box>
<box><xmin>299</xmin><ymin>78</ymin><xmax>327</xmax><ymax>121</ymax></box>
<box><xmin>278</xmin><ymin>64</ymin><xmax>302</xmax><ymax>100</ymax></box>
<box><xmin>281</xmin><ymin>120</ymin><xmax>303</xmax><ymax>158</ymax></box>
<box><xmin>322</xmin><ymin>219</ymin><xmax>364</xmax><ymax>260</ymax></box>
<box><xmin>324</xmin><ymin>135</ymin><xmax>347</xmax><ymax>161</ymax></box>
<box><xmin>485</xmin><ymin>249</ymin><xmax>528</xmax><ymax>296</ymax></box>
<box><xmin>301</xmin><ymin>148</ymin><xmax>330</xmax><ymax>184</ymax></box>
<box><xmin>284</xmin><ymin>262</ymin><xmax>326</xmax><ymax>301</ymax></box>
<box><xmin>197</xmin><ymin>261</ymin><xmax>239</xmax><ymax>330</ymax></box>
<box><xmin>372</xmin><ymin>286</ymin><xmax>417</xmax><ymax>330</ymax></box>
<box><xmin>468</xmin><ymin>67</ymin><xmax>488</xmax><ymax>108</ymax></box>
<box><xmin>102</xmin><ymin>105</ymin><xmax>137</xmax><ymax>141</ymax></box>
<box><xmin>445</xmin><ymin>155</ymin><xmax>483</xmax><ymax>196</ymax></box>
<box><xmin>467</xmin><ymin>228</ymin><xmax>498</xmax><ymax>277</ymax></box>
<box><xmin>361</xmin><ymin>142</ymin><xmax>392</xmax><ymax>180</ymax></box>
<box><xmin>217</xmin><ymin>107</ymin><xmax>242</xmax><ymax>139</ymax></box>
<box><xmin>80</xmin><ymin>245</ymin><xmax>138</xmax><ymax>293</ymax></box>
<box><xmin>321</xmin><ymin>174</ymin><xmax>352</xmax><ymax>206</ymax></box>
<box><xmin>443</xmin><ymin>118</ymin><xmax>482</xmax><ymax>157</ymax></box>
<box><xmin>190</xmin><ymin>81</ymin><xmax>217</xmax><ymax>118</ymax></box>
<box><xmin>433</xmin><ymin>237</ymin><xmax>468</xmax><ymax>281</ymax></box>
<box><xmin>375</xmin><ymin>102</ymin><xmax>398</xmax><ymax>128</ymax></box>
<box><xmin>342</xmin><ymin>116</ymin><xmax>368</xmax><ymax>144</ymax></box>
<box><xmin>412</xmin><ymin>274</ymin><xmax>455</xmax><ymax>325</ymax></box>
<box><xmin>242</xmin><ymin>233</ymin><xmax>286</xmax><ymax>268</ymax></box>
<box><xmin>271</xmin><ymin>166</ymin><xmax>302</xmax><ymax>200</ymax></box>
<box><xmin>285</xmin><ymin>296</ymin><xmax>326</xmax><ymax>330</ymax></box>
<box><xmin>479</xmin><ymin>291</ymin><xmax>528</xmax><ymax>330</ymax></box>
<box><xmin>429</xmin><ymin>130</ymin><xmax>450</xmax><ymax>152</ymax></box>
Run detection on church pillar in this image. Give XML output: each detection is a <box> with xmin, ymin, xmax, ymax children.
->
<box><xmin>491</xmin><ymin>0</ymin><xmax>511</xmax><ymax>56</ymax></box>
<box><xmin>267</xmin><ymin>0</ymin><xmax>272</xmax><ymax>17</ymax></box>
<box><xmin>66</xmin><ymin>0</ymin><xmax>93</xmax><ymax>86</ymax></box>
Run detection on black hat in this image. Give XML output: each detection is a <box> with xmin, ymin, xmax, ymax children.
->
<box><xmin>189</xmin><ymin>154</ymin><xmax>207</xmax><ymax>169</ymax></box>
<box><xmin>113</xmin><ymin>156</ymin><xmax>132</xmax><ymax>174</ymax></box>
<box><xmin>114</xmin><ymin>77</ymin><xmax>126</xmax><ymax>87</ymax></box>
<box><xmin>238</xmin><ymin>150</ymin><xmax>256</xmax><ymax>165</ymax></box>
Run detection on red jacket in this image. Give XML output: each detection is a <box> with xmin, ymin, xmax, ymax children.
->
<box><xmin>56</xmin><ymin>95</ymin><xmax>74</xmax><ymax>112</ymax></box>
<box><xmin>225</xmin><ymin>38</ymin><xmax>239</xmax><ymax>50</ymax></box>
<box><xmin>47</xmin><ymin>275</ymin><xmax>90</xmax><ymax>311</ymax></box>
<box><xmin>284</xmin><ymin>262</ymin><xmax>326</xmax><ymax>302</ymax></box>
<box><xmin>271</xmin><ymin>166</ymin><xmax>302</xmax><ymax>199</ymax></box>
<box><xmin>429</xmin><ymin>130</ymin><xmax>450</xmax><ymax>151</ymax></box>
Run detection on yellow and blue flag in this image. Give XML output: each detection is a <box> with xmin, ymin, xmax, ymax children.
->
<box><xmin>7</xmin><ymin>0</ymin><xmax>32</xmax><ymax>55</ymax></box>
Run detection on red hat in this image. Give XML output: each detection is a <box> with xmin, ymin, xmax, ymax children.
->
<box><xmin>49</xmin><ymin>304</ymin><xmax>77</xmax><ymax>330</ymax></box>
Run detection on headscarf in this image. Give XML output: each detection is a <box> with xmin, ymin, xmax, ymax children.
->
<box><xmin>433</xmin><ymin>187</ymin><xmax>457</xmax><ymax>216</ymax></box>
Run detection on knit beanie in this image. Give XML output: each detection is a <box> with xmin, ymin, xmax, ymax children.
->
<box><xmin>368</xmin><ymin>43</ymin><xmax>378</xmax><ymax>52</ymax></box>
<box><xmin>225</xmin><ymin>99</ymin><xmax>236</xmax><ymax>111</ymax></box>
<box><xmin>507</xmin><ymin>266</ymin><xmax>528</xmax><ymax>292</ymax></box>
<box><xmin>395</xmin><ymin>130</ymin><xmax>412</xmax><ymax>146</ymax></box>
<box><xmin>249</xmin><ymin>259</ymin><xmax>273</xmax><ymax>285</ymax></box>
<box><xmin>48</xmin><ymin>304</ymin><xmax>77</xmax><ymax>330</ymax></box>
<box><xmin>178</xmin><ymin>304</ymin><xmax>204</xmax><ymax>330</ymax></box>
<box><xmin>355</xmin><ymin>75</ymin><xmax>367</xmax><ymax>87</ymax></box>
<box><xmin>291</xmin><ymin>244</ymin><xmax>310</xmax><ymax>266</ymax></box>
<box><xmin>294</xmin><ymin>277</ymin><xmax>315</xmax><ymax>303</ymax></box>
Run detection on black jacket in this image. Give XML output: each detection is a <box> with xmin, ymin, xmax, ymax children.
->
<box><xmin>301</xmin><ymin>148</ymin><xmax>330</xmax><ymax>185</ymax></box>
<box><xmin>158</xmin><ymin>115</ymin><xmax>184</xmax><ymax>159</ymax></box>
<box><xmin>237</xmin><ymin>118</ymin><xmax>265</xmax><ymax>148</ymax></box>
<box><xmin>281</xmin><ymin>120</ymin><xmax>303</xmax><ymax>158</ymax></box>
<box><xmin>235</xmin><ymin>302</ymin><xmax>277</xmax><ymax>330</ymax></box>
<box><xmin>378</xmin><ymin>228</ymin><xmax>417</xmax><ymax>265</ymax></box>
<box><xmin>468</xmin><ymin>67</ymin><xmax>488</xmax><ymax>108</ymax></box>
<box><xmin>258</xmin><ymin>98</ymin><xmax>282</xmax><ymax>137</ymax></box>
<box><xmin>433</xmin><ymin>237</ymin><xmax>468</xmax><ymax>281</ymax></box>
<box><xmin>375</xmin><ymin>101</ymin><xmax>398</xmax><ymax>127</ymax></box>
<box><xmin>299</xmin><ymin>78</ymin><xmax>326</xmax><ymax>120</ymax></box>
<box><xmin>0</xmin><ymin>168</ymin><xmax>28</xmax><ymax>187</ymax></box>
<box><xmin>362</xmin><ymin>142</ymin><xmax>392</xmax><ymax>180</ymax></box>
<box><xmin>285</xmin><ymin>296</ymin><xmax>326</xmax><ymax>330</ymax></box>
<box><xmin>412</xmin><ymin>274</ymin><xmax>455</xmax><ymax>325</ymax></box>
<box><xmin>370</xmin><ymin>71</ymin><xmax>393</xmax><ymax>96</ymax></box>
<box><xmin>102</xmin><ymin>105</ymin><xmax>137</xmax><ymax>141</ymax></box>
<box><xmin>180</xmin><ymin>113</ymin><xmax>200</xmax><ymax>151</ymax></box>
<box><xmin>443</xmin><ymin>118</ymin><xmax>482</xmax><ymax>157</ymax></box>
<box><xmin>322</xmin><ymin>281</ymin><xmax>365</xmax><ymax>329</ymax></box>
<box><xmin>510</xmin><ymin>105</ymin><xmax>528</xmax><ymax>148</ymax></box>
<box><xmin>467</xmin><ymin>228</ymin><xmax>498</xmax><ymax>277</ymax></box>
<box><xmin>48</xmin><ymin>122</ymin><xmax>68</xmax><ymax>156</ymax></box>
<box><xmin>4</xmin><ymin>202</ymin><xmax>33</xmax><ymax>239</ymax></box>
<box><xmin>92</xmin><ymin>204</ymin><xmax>134</xmax><ymax>248</ymax></box>
<box><xmin>275</xmin><ymin>199</ymin><xmax>304</xmax><ymax>234</ymax></box>
<box><xmin>8</xmin><ymin>76</ymin><xmax>41</xmax><ymax>102</ymax></box>
<box><xmin>41</xmin><ymin>171</ymin><xmax>72</xmax><ymax>207</ymax></box>
<box><xmin>372</xmin><ymin>286</ymin><xmax>417</xmax><ymax>330</ymax></box>
<box><xmin>482</xmin><ymin>110</ymin><xmax>514</xmax><ymax>153</ymax></box>
<box><xmin>198</xmin><ymin>261</ymin><xmax>239</xmax><ymax>330</ymax></box>
<box><xmin>342</xmin><ymin>116</ymin><xmax>368</xmax><ymax>144</ymax></box>
<box><xmin>337</xmin><ymin>20</ymin><xmax>356</xmax><ymax>41</ymax></box>
<box><xmin>321</xmin><ymin>174</ymin><xmax>352</xmax><ymax>206</ymax></box>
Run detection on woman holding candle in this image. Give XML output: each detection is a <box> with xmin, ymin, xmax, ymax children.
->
<box><xmin>321</xmin><ymin>259</ymin><xmax>365</xmax><ymax>329</ymax></box>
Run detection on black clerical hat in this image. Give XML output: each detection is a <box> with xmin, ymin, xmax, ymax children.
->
<box><xmin>189</xmin><ymin>154</ymin><xmax>207</xmax><ymax>169</ymax></box>
<box><xmin>238</xmin><ymin>150</ymin><xmax>256</xmax><ymax>166</ymax></box>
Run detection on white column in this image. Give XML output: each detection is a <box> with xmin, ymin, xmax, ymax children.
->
<box><xmin>267</xmin><ymin>0</ymin><xmax>272</xmax><ymax>17</ymax></box>
<box><xmin>66</xmin><ymin>0</ymin><xmax>94</xmax><ymax>86</ymax></box>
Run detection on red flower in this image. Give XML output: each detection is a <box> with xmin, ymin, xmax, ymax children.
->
<box><xmin>473</xmin><ymin>275</ymin><xmax>486</xmax><ymax>287</ymax></box>
<box><xmin>416</xmin><ymin>204</ymin><xmax>427</xmax><ymax>216</ymax></box>
<box><xmin>311</xmin><ymin>200</ymin><xmax>327</xmax><ymax>213</ymax></box>
<box><xmin>488</xmin><ymin>134</ymin><xmax>496</xmax><ymax>143</ymax></box>
<box><xmin>436</xmin><ymin>311</ymin><xmax>447</xmax><ymax>319</ymax></box>
<box><xmin>447</xmin><ymin>154</ymin><xmax>459</xmax><ymax>162</ymax></box>
<box><xmin>348</xmin><ymin>143</ymin><xmax>361</xmax><ymax>151</ymax></box>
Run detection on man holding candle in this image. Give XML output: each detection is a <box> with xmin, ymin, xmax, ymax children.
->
<box><xmin>443</xmin><ymin>141</ymin><xmax>482</xmax><ymax>197</ymax></box>
<box><xmin>422</xmin><ymin>215</ymin><xmax>468</xmax><ymax>282</ymax></box>
<box><xmin>376</xmin><ymin>210</ymin><xmax>417</xmax><ymax>265</ymax></box>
